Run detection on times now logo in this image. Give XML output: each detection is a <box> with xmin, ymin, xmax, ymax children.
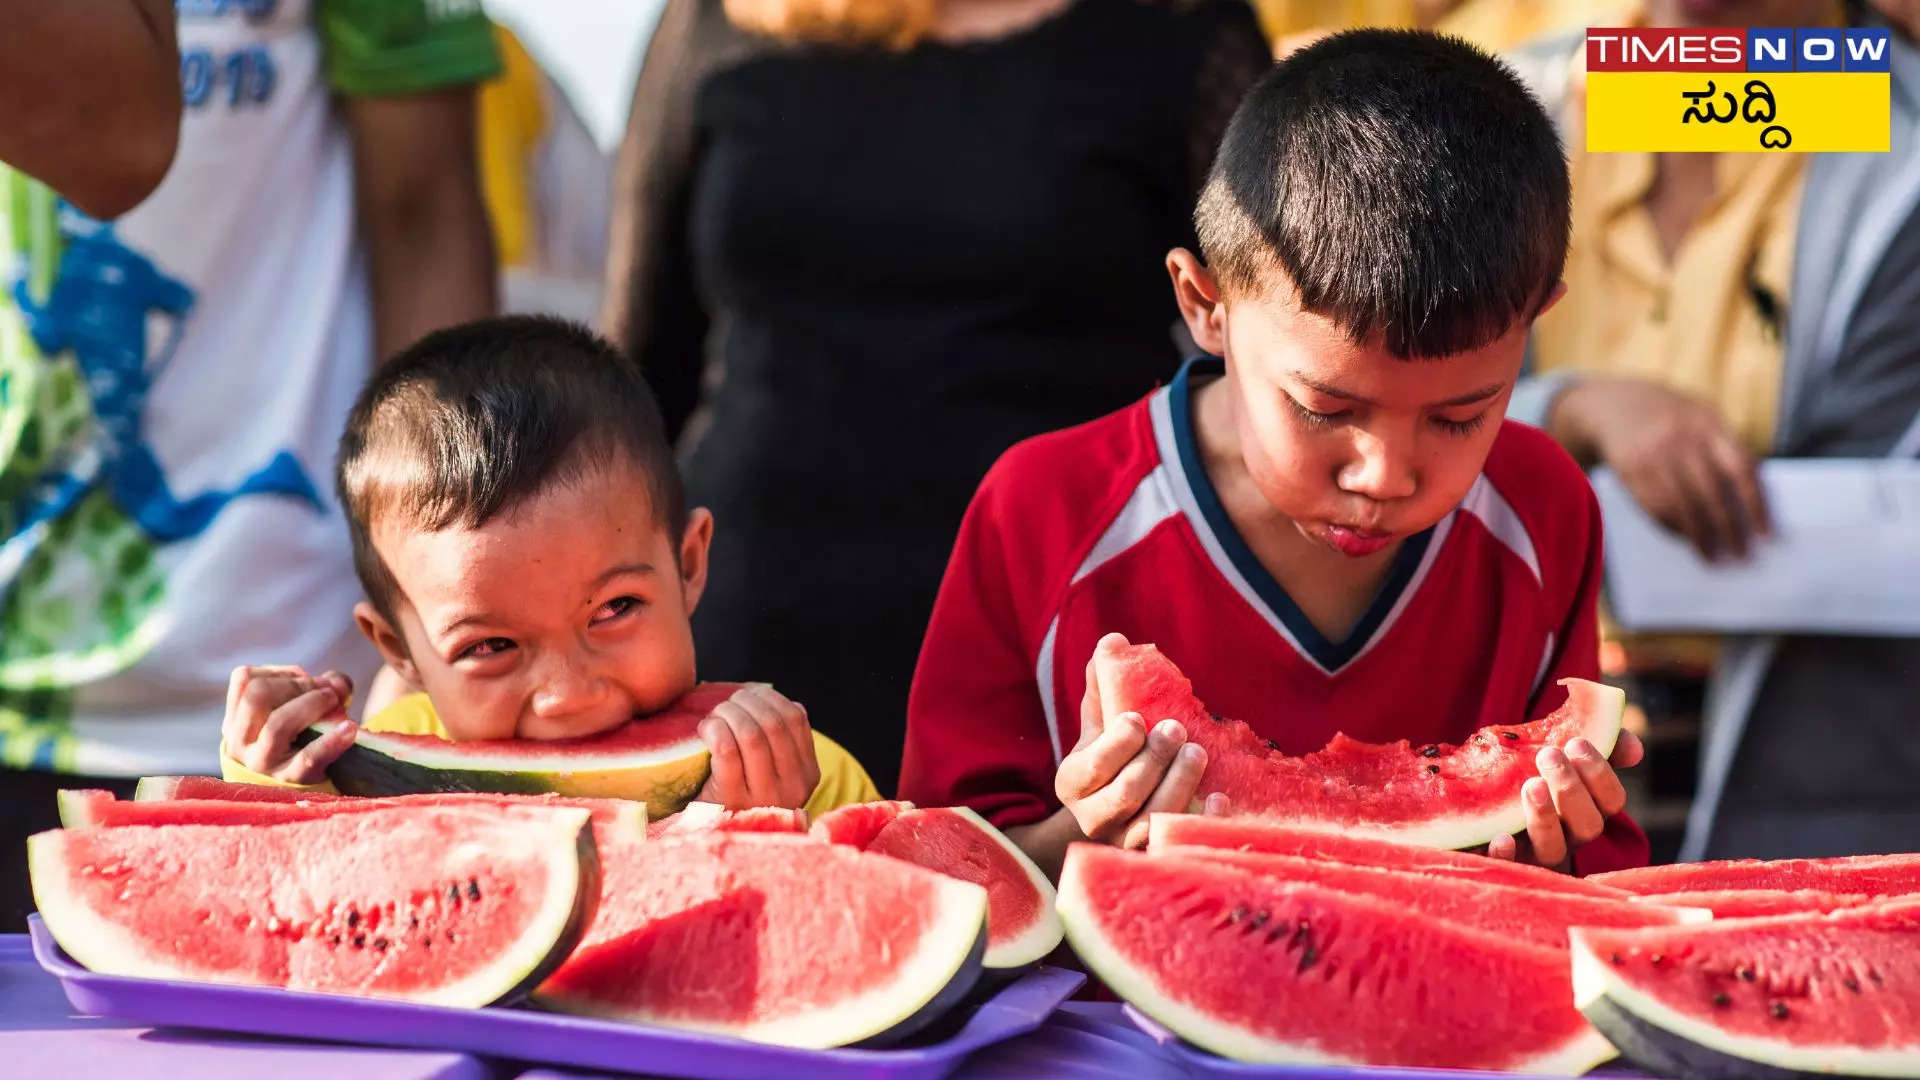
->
<box><xmin>1586</xmin><ymin>27</ymin><xmax>1892</xmax><ymax>72</ymax></box>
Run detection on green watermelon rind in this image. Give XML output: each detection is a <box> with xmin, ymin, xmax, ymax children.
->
<box><xmin>1570</xmin><ymin>926</ymin><xmax>1920</xmax><ymax>1079</ymax></box>
<box><xmin>535</xmin><ymin>858</ymin><xmax>992</xmax><ymax>1048</ymax></box>
<box><xmin>1057</xmin><ymin>847</ymin><xmax>1619</xmax><ymax>1074</ymax></box>
<box><xmin>29</xmin><ymin>808</ymin><xmax>601</xmax><ymax>1009</ymax></box>
<box><xmin>131</xmin><ymin>776</ymin><xmax>184</xmax><ymax>802</ymax></box>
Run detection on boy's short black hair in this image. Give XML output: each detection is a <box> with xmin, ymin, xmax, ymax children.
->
<box><xmin>338</xmin><ymin>315</ymin><xmax>687</xmax><ymax>627</ymax></box>
<box><xmin>1195</xmin><ymin>29</ymin><xmax>1570</xmax><ymax>358</ymax></box>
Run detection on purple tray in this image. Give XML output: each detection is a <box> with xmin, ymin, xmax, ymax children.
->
<box><xmin>30</xmin><ymin>916</ymin><xmax>1083</xmax><ymax>1080</ymax></box>
<box><xmin>1124</xmin><ymin>1005</ymin><xmax>1658</xmax><ymax>1079</ymax></box>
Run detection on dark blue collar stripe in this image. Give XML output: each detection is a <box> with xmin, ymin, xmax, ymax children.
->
<box><xmin>1167</xmin><ymin>357</ymin><xmax>1434</xmax><ymax>672</ymax></box>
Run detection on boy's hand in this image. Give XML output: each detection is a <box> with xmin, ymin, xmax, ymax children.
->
<box><xmin>221</xmin><ymin>666</ymin><xmax>356</xmax><ymax>784</ymax></box>
<box><xmin>1057</xmin><ymin>651</ymin><xmax>1212</xmax><ymax>849</ymax></box>
<box><xmin>695</xmin><ymin>685</ymin><xmax>820</xmax><ymax>810</ymax></box>
<box><xmin>1488</xmin><ymin>731</ymin><xmax>1645</xmax><ymax>871</ymax></box>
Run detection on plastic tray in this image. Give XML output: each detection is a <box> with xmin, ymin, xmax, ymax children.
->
<box><xmin>30</xmin><ymin>916</ymin><xmax>1083</xmax><ymax>1080</ymax></box>
<box><xmin>1124</xmin><ymin>1005</ymin><xmax>1658</xmax><ymax>1079</ymax></box>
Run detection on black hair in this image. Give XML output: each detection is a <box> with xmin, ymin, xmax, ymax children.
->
<box><xmin>1195</xmin><ymin>29</ymin><xmax>1570</xmax><ymax>357</ymax></box>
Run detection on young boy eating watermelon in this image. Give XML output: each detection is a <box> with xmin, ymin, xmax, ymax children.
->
<box><xmin>220</xmin><ymin>316</ymin><xmax>879</xmax><ymax>816</ymax></box>
<box><xmin>900</xmin><ymin>30</ymin><xmax>1647</xmax><ymax>878</ymax></box>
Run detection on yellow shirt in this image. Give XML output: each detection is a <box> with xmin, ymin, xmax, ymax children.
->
<box><xmin>222</xmin><ymin>692</ymin><xmax>881</xmax><ymax>820</ymax></box>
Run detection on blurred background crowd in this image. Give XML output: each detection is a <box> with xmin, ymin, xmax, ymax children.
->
<box><xmin>3</xmin><ymin>0</ymin><xmax>1917</xmax><ymax>929</ymax></box>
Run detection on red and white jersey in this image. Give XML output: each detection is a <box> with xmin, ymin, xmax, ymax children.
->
<box><xmin>900</xmin><ymin>359</ymin><xmax>1647</xmax><ymax>874</ymax></box>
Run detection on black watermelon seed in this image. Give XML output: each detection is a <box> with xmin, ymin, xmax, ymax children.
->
<box><xmin>447</xmin><ymin>883</ymin><xmax>461</xmax><ymax>903</ymax></box>
<box><xmin>1869</xmin><ymin>970</ymin><xmax>1885</xmax><ymax>985</ymax></box>
<box><xmin>373</xmin><ymin>938</ymin><xmax>389</xmax><ymax>951</ymax></box>
<box><xmin>351</xmin><ymin>935</ymin><xmax>366</xmax><ymax>949</ymax></box>
<box><xmin>1650</xmin><ymin>954</ymin><xmax>1665</xmax><ymax>966</ymax></box>
<box><xmin>1265</xmin><ymin>738</ymin><xmax>1281</xmax><ymax>751</ymax></box>
<box><xmin>1770</xmin><ymin>1002</ymin><xmax>1789</xmax><ymax>1020</ymax></box>
<box><xmin>346</xmin><ymin>909</ymin><xmax>360</xmax><ymax>929</ymax></box>
<box><xmin>1228</xmin><ymin>905</ymin><xmax>1249</xmax><ymax>924</ymax></box>
<box><xmin>1738</xmin><ymin>967</ymin><xmax>1755</xmax><ymax>982</ymax></box>
<box><xmin>1421</xmin><ymin>746</ymin><xmax>1440</xmax><ymax>757</ymax></box>
<box><xmin>1298</xmin><ymin>944</ymin><xmax>1320</xmax><ymax>972</ymax></box>
<box><xmin>1711</xmin><ymin>993</ymin><xmax>1730</xmax><ymax>1007</ymax></box>
<box><xmin>1610</xmin><ymin>953</ymin><xmax>1623</xmax><ymax>966</ymax></box>
<box><xmin>1250</xmin><ymin>910</ymin><xmax>1270</xmax><ymax>930</ymax></box>
<box><xmin>409</xmin><ymin>915</ymin><xmax>419</xmax><ymax>929</ymax></box>
<box><xmin>1501</xmin><ymin>731</ymin><xmax>1520</xmax><ymax>740</ymax></box>
<box><xmin>330</xmin><ymin>935</ymin><xmax>342</xmax><ymax>947</ymax></box>
<box><xmin>1844</xmin><ymin>977</ymin><xmax>1862</xmax><ymax>993</ymax></box>
<box><xmin>466</xmin><ymin>879</ymin><xmax>481</xmax><ymax>901</ymax></box>
<box><xmin>1426</xmin><ymin>765</ymin><xmax>1440</xmax><ymax>774</ymax></box>
<box><xmin>1208</xmin><ymin>712</ymin><xmax>1225</xmax><ymax>724</ymax></box>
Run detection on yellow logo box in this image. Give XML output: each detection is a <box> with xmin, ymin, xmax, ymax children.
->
<box><xmin>1585</xmin><ymin>71</ymin><xmax>1890</xmax><ymax>152</ymax></box>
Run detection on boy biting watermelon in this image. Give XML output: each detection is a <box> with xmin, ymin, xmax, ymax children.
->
<box><xmin>219</xmin><ymin>316</ymin><xmax>880</xmax><ymax>817</ymax></box>
<box><xmin>900</xmin><ymin>30</ymin><xmax>1648</xmax><ymax>879</ymax></box>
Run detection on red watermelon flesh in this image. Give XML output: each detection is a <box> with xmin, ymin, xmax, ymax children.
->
<box><xmin>59</xmin><ymin>788</ymin><xmax>645</xmax><ymax>850</ymax></box>
<box><xmin>1093</xmin><ymin>636</ymin><xmax>1625</xmax><ymax>850</ymax></box>
<box><xmin>1177</xmin><ymin>848</ymin><xmax>1709</xmax><ymax>950</ymax></box>
<box><xmin>1058</xmin><ymin>844</ymin><xmax>1616</xmax><ymax>1072</ymax></box>
<box><xmin>1590</xmin><ymin>853</ymin><xmax>1920</xmax><ymax>897</ymax></box>
<box><xmin>29</xmin><ymin>806</ymin><xmax>597</xmax><ymax>1007</ymax></box>
<box><xmin>1644</xmin><ymin>888</ymin><xmax>1879</xmax><ymax>919</ymax></box>
<box><xmin>309</xmin><ymin>682</ymin><xmax>743</xmax><ymax>819</ymax></box>
<box><xmin>644</xmin><ymin>802</ymin><xmax>810</xmax><ymax>839</ymax></box>
<box><xmin>810</xmin><ymin>800</ymin><xmax>915</xmax><ymax>849</ymax></box>
<box><xmin>1148</xmin><ymin>814</ymin><xmax>1635</xmax><ymax>900</ymax></box>
<box><xmin>864</xmin><ymin>807</ymin><xmax>1062</xmax><ymax>969</ymax></box>
<box><xmin>135</xmin><ymin>776</ymin><xmax>341</xmax><ymax>802</ymax></box>
<box><xmin>1571</xmin><ymin>898</ymin><xmax>1920</xmax><ymax>1077</ymax></box>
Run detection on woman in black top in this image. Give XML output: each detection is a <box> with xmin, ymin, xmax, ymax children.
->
<box><xmin>605</xmin><ymin>0</ymin><xmax>1269</xmax><ymax>795</ymax></box>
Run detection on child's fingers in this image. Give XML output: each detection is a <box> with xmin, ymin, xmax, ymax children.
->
<box><xmin>1565</xmin><ymin>738</ymin><xmax>1628</xmax><ymax>819</ymax></box>
<box><xmin>1056</xmin><ymin>712</ymin><xmax>1147</xmax><ymax>802</ymax></box>
<box><xmin>1118</xmin><ymin>742</ymin><xmax>1207</xmax><ymax>849</ymax></box>
<box><xmin>278</xmin><ymin>718</ymin><xmax>358</xmax><ymax>785</ymax></box>
<box><xmin>697</xmin><ymin>716</ymin><xmax>748</xmax><ymax>809</ymax></box>
<box><xmin>225</xmin><ymin>666</ymin><xmax>310</xmax><ymax>749</ymax></box>
<box><xmin>1608</xmin><ymin>729</ymin><xmax>1645</xmax><ymax>769</ymax></box>
<box><xmin>244</xmin><ymin>686</ymin><xmax>343</xmax><ymax>774</ymax></box>
<box><xmin>1521</xmin><ymin>778</ymin><xmax>1570</xmax><ymax>869</ymax></box>
<box><xmin>1538</xmin><ymin>746</ymin><xmax>1605</xmax><ymax>845</ymax></box>
<box><xmin>1202</xmin><ymin>792</ymin><xmax>1232</xmax><ymax>817</ymax></box>
<box><xmin>316</xmin><ymin>670</ymin><xmax>354</xmax><ymax>714</ymax></box>
<box><xmin>738</xmin><ymin>687</ymin><xmax>813</xmax><ymax>805</ymax></box>
<box><xmin>1485</xmin><ymin>834</ymin><xmax>1519</xmax><ymax>861</ymax></box>
<box><xmin>707</xmin><ymin>703</ymin><xmax>780</xmax><ymax>806</ymax></box>
<box><xmin>1078</xmin><ymin>720</ymin><xmax>1187</xmax><ymax>842</ymax></box>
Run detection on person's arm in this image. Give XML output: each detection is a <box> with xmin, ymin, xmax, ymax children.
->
<box><xmin>318</xmin><ymin>0</ymin><xmax>502</xmax><ymax>359</ymax></box>
<box><xmin>601</xmin><ymin>0</ymin><xmax>713</xmax><ymax>442</ymax></box>
<box><xmin>0</xmin><ymin>0</ymin><xmax>180</xmax><ymax>217</ymax></box>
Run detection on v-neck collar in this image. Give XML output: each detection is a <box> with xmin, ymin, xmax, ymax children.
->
<box><xmin>1163</xmin><ymin>357</ymin><xmax>1438</xmax><ymax>673</ymax></box>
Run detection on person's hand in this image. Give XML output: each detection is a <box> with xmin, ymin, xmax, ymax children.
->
<box><xmin>695</xmin><ymin>685</ymin><xmax>820</xmax><ymax>810</ymax></box>
<box><xmin>221</xmin><ymin>666</ymin><xmax>356</xmax><ymax>784</ymax></box>
<box><xmin>1488</xmin><ymin>731</ymin><xmax>1645</xmax><ymax>872</ymax></box>
<box><xmin>1055</xmin><ymin>643</ymin><xmax>1217</xmax><ymax>849</ymax></box>
<box><xmin>1550</xmin><ymin>376</ymin><xmax>1770</xmax><ymax>560</ymax></box>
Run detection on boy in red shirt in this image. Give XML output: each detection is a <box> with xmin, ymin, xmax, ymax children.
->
<box><xmin>900</xmin><ymin>30</ymin><xmax>1647</xmax><ymax>878</ymax></box>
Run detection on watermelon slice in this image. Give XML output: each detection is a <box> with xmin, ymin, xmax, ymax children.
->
<box><xmin>535</xmin><ymin>832</ymin><xmax>987</xmax><ymax>1048</ymax></box>
<box><xmin>1094</xmin><ymin>636</ymin><xmax>1625</xmax><ymax>849</ymax></box>
<box><xmin>135</xmin><ymin>776</ymin><xmax>341</xmax><ymax>802</ymax></box>
<box><xmin>1057</xmin><ymin>844</ymin><xmax>1617</xmax><ymax>1073</ymax></box>
<box><xmin>297</xmin><ymin>683</ymin><xmax>741</xmax><ymax>819</ymax></box>
<box><xmin>1571</xmin><ymin>898</ymin><xmax>1920</xmax><ymax>1079</ymax></box>
<box><xmin>1590</xmin><ymin>853</ymin><xmax>1920</xmax><ymax>897</ymax></box>
<box><xmin>1642</xmin><ymin>889</ymin><xmax>1879</xmax><ymax>919</ymax></box>
<box><xmin>1171</xmin><ymin>847</ymin><xmax>1709</xmax><ymax>950</ymax></box>
<box><xmin>645</xmin><ymin>802</ymin><xmax>810</xmax><ymax>838</ymax></box>
<box><xmin>30</xmin><ymin>806</ymin><xmax>598</xmax><ymax>1007</ymax></box>
<box><xmin>810</xmin><ymin>800</ymin><xmax>915</xmax><ymax>848</ymax></box>
<box><xmin>58</xmin><ymin>788</ymin><xmax>646</xmax><ymax>849</ymax></box>
<box><xmin>1148</xmin><ymin>814</ymin><xmax>1635</xmax><ymax>899</ymax></box>
<box><xmin>862</xmin><ymin>807</ymin><xmax>1063</xmax><ymax>969</ymax></box>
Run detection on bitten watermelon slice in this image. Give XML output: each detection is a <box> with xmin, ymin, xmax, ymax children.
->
<box><xmin>298</xmin><ymin>683</ymin><xmax>741</xmax><ymax>819</ymax></box>
<box><xmin>536</xmin><ymin>832</ymin><xmax>988</xmax><ymax>1048</ymax></box>
<box><xmin>30</xmin><ymin>806</ymin><xmax>598</xmax><ymax>1007</ymax></box>
<box><xmin>810</xmin><ymin>800</ymin><xmax>915</xmax><ymax>848</ymax></box>
<box><xmin>644</xmin><ymin>802</ymin><xmax>809</xmax><ymax>838</ymax></box>
<box><xmin>1057</xmin><ymin>844</ymin><xmax>1617</xmax><ymax>1073</ymax></box>
<box><xmin>863</xmin><ymin>807</ymin><xmax>1062</xmax><ymax>969</ymax></box>
<box><xmin>1174</xmin><ymin>847</ymin><xmax>1709</xmax><ymax>950</ymax></box>
<box><xmin>1572</xmin><ymin>898</ymin><xmax>1920</xmax><ymax>1079</ymax></box>
<box><xmin>1094</xmin><ymin>635</ymin><xmax>1625</xmax><ymax>849</ymax></box>
<box><xmin>1148</xmin><ymin>814</ymin><xmax>1635</xmax><ymax>899</ymax></box>
<box><xmin>1591</xmin><ymin>853</ymin><xmax>1920</xmax><ymax>897</ymax></box>
<box><xmin>1642</xmin><ymin>889</ymin><xmax>1878</xmax><ymax>919</ymax></box>
<box><xmin>59</xmin><ymin>788</ymin><xmax>646</xmax><ymax>850</ymax></box>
